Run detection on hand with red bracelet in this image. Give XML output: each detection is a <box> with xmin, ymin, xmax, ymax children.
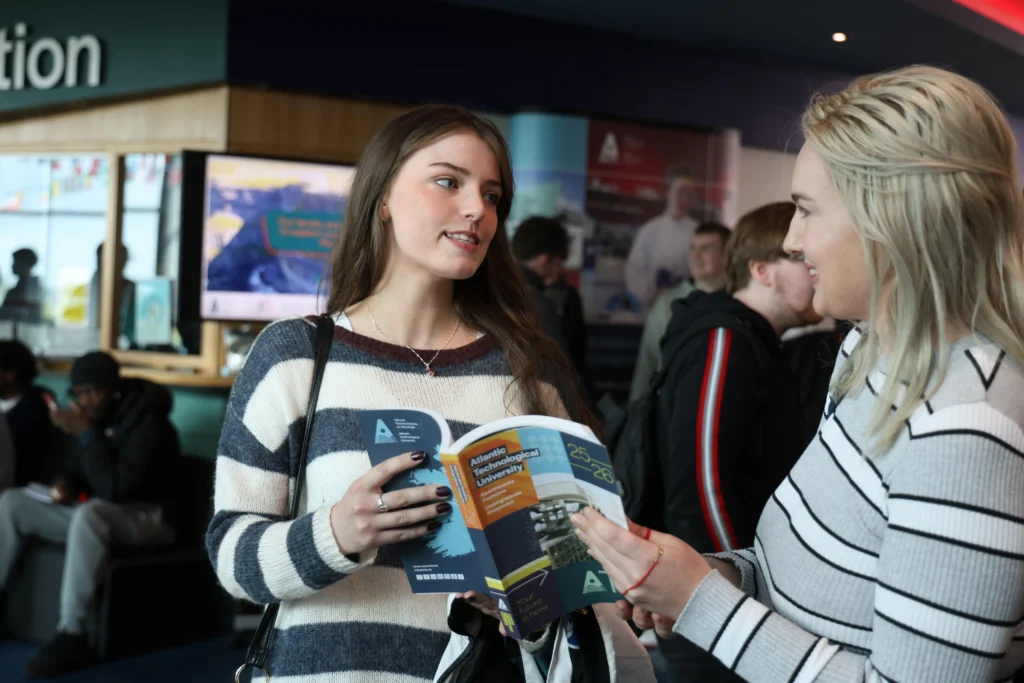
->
<box><xmin>570</xmin><ymin>507</ymin><xmax>713</xmax><ymax>625</ymax></box>
<box><xmin>604</xmin><ymin>521</ymin><xmax>681</xmax><ymax>638</ymax></box>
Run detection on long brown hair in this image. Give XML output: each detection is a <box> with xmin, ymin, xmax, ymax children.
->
<box><xmin>324</xmin><ymin>104</ymin><xmax>595</xmax><ymax>430</ymax></box>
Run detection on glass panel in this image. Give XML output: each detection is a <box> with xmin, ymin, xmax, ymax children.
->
<box><xmin>0</xmin><ymin>156</ymin><xmax>51</xmax><ymax>212</ymax></box>
<box><xmin>0</xmin><ymin>153</ymin><xmax>194</xmax><ymax>358</ymax></box>
<box><xmin>47</xmin><ymin>214</ymin><xmax>105</xmax><ymax>355</ymax></box>
<box><xmin>124</xmin><ymin>154</ymin><xmax>167</xmax><ymax>211</ymax></box>
<box><xmin>0</xmin><ymin>154</ymin><xmax>108</xmax><ymax>358</ymax></box>
<box><xmin>0</xmin><ymin>213</ymin><xmax>46</xmax><ymax>322</ymax></box>
<box><xmin>47</xmin><ymin>157</ymin><xmax>109</xmax><ymax>213</ymax></box>
<box><xmin>119</xmin><ymin>154</ymin><xmax>194</xmax><ymax>354</ymax></box>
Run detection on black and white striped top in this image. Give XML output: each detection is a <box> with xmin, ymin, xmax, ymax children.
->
<box><xmin>673</xmin><ymin>327</ymin><xmax>1024</xmax><ymax>682</ymax></box>
<box><xmin>206</xmin><ymin>317</ymin><xmax>567</xmax><ymax>682</ymax></box>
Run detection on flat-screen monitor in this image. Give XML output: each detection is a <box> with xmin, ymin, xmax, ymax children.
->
<box><xmin>180</xmin><ymin>152</ymin><xmax>356</xmax><ymax>322</ymax></box>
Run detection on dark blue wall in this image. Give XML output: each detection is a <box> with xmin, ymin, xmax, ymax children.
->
<box><xmin>225</xmin><ymin>1</ymin><xmax>851</xmax><ymax>151</ymax></box>
<box><xmin>9</xmin><ymin>1</ymin><xmax>1024</xmax><ymax>154</ymax></box>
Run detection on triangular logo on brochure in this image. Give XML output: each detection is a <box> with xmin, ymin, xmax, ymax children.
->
<box><xmin>498</xmin><ymin>598</ymin><xmax>509</xmax><ymax>611</ymax></box>
<box><xmin>598</xmin><ymin>132</ymin><xmax>619</xmax><ymax>164</ymax></box>
<box><xmin>374</xmin><ymin>419</ymin><xmax>398</xmax><ymax>444</ymax></box>
<box><xmin>582</xmin><ymin>570</ymin><xmax>607</xmax><ymax>594</ymax></box>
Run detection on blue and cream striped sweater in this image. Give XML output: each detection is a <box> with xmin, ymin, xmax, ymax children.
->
<box><xmin>207</xmin><ymin>316</ymin><xmax>566</xmax><ymax>682</ymax></box>
<box><xmin>674</xmin><ymin>327</ymin><xmax>1024</xmax><ymax>682</ymax></box>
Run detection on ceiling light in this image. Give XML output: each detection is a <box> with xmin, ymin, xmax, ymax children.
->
<box><xmin>832</xmin><ymin>32</ymin><xmax>848</xmax><ymax>42</ymax></box>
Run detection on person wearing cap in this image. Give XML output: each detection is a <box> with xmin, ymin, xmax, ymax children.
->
<box><xmin>0</xmin><ymin>351</ymin><xmax>180</xmax><ymax>678</ymax></box>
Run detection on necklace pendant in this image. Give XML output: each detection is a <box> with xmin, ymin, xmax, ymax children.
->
<box><xmin>427</xmin><ymin>368</ymin><xmax>436</xmax><ymax>377</ymax></box>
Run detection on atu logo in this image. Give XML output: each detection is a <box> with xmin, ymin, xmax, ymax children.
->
<box><xmin>597</xmin><ymin>132</ymin><xmax>619</xmax><ymax>164</ymax></box>
<box><xmin>0</xmin><ymin>23</ymin><xmax>102</xmax><ymax>92</ymax></box>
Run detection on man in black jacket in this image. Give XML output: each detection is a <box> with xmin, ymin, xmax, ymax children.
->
<box><xmin>0</xmin><ymin>351</ymin><xmax>180</xmax><ymax>678</ymax></box>
<box><xmin>512</xmin><ymin>216</ymin><xmax>592</xmax><ymax>401</ymax></box>
<box><xmin>0</xmin><ymin>340</ymin><xmax>65</xmax><ymax>488</ymax></box>
<box><xmin>782</xmin><ymin>320</ymin><xmax>852</xmax><ymax>448</ymax></box>
<box><xmin>652</xmin><ymin>202</ymin><xmax>820</xmax><ymax>683</ymax></box>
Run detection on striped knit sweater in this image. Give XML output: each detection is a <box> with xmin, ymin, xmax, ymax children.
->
<box><xmin>673</xmin><ymin>327</ymin><xmax>1024</xmax><ymax>682</ymax></box>
<box><xmin>207</xmin><ymin>316</ymin><xmax>566</xmax><ymax>682</ymax></box>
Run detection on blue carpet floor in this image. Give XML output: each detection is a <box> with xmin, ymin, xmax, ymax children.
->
<box><xmin>0</xmin><ymin>638</ymin><xmax>249</xmax><ymax>683</ymax></box>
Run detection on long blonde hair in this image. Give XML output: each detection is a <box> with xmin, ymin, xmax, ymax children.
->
<box><xmin>801</xmin><ymin>65</ymin><xmax>1024</xmax><ymax>451</ymax></box>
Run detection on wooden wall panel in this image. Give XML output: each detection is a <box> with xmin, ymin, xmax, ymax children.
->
<box><xmin>99</xmin><ymin>154</ymin><xmax>126</xmax><ymax>352</ymax></box>
<box><xmin>226</xmin><ymin>88</ymin><xmax>410</xmax><ymax>163</ymax></box>
<box><xmin>0</xmin><ymin>87</ymin><xmax>230</xmax><ymax>153</ymax></box>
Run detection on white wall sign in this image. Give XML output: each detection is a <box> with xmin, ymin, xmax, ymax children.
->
<box><xmin>0</xmin><ymin>23</ymin><xmax>102</xmax><ymax>92</ymax></box>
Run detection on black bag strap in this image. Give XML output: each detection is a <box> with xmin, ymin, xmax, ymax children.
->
<box><xmin>289</xmin><ymin>315</ymin><xmax>335</xmax><ymax>518</ymax></box>
<box><xmin>236</xmin><ymin>314</ymin><xmax>335</xmax><ymax>683</ymax></box>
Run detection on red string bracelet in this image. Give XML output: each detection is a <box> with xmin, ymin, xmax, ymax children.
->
<box><xmin>623</xmin><ymin>544</ymin><xmax>664</xmax><ymax>597</ymax></box>
<box><xmin>642</xmin><ymin>527</ymin><xmax>652</xmax><ymax>541</ymax></box>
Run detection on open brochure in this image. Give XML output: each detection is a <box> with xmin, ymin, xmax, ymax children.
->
<box><xmin>355</xmin><ymin>409</ymin><xmax>627</xmax><ymax>639</ymax></box>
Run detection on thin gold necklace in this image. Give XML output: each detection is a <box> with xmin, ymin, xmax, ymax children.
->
<box><xmin>365</xmin><ymin>301</ymin><xmax>461</xmax><ymax>377</ymax></box>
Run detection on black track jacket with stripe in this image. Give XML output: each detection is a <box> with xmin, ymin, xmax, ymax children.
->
<box><xmin>654</xmin><ymin>290</ymin><xmax>808</xmax><ymax>553</ymax></box>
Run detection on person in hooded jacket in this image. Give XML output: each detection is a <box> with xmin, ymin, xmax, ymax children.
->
<box><xmin>650</xmin><ymin>202</ymin><xmax>821</xmax><ymax>683</ymax></box>
<box><xmin>0</xmin><ymin>340</ymin><xmax>66</xmax><ymax>488</ymax></box>
<box><xmin>0</xmin><ymin>351</ymin><xmax>180</xmax><ymax>678</ymax></box>
<box><xmin>781</xmin><ymin>319</ymin><xmax>852</xmax><ymax>448</ymax></box>
<box><xmin>511</xmin><ymin>216</ymin><xmax>594</xmax><ymax>406</ymax></box>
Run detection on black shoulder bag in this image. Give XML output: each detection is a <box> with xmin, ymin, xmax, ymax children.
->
<box><xmin>235</xmin><ymin>314</ymin><xmax>335</xmax><ymax>683</ymax></box>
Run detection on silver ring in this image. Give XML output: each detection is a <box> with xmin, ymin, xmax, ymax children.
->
<box><xmin>377</xmin><ymin>493</ymin><xmax>390</xmax><ymax>513</ymax></box>
<box><xmin>236</xmin><ymin>664</ymin><xmax>269</xmax><ymax>683</ymax></box>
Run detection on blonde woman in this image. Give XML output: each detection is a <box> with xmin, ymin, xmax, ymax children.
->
<box><xmin>573</xmin><ymin>65</ymin><xmax>1024</xmax><ymax>682</ymax></box>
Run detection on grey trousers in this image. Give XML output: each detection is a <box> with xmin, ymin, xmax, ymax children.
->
<box><xmin>0</xmin><ymin>488</ymin><xmax>174</xmax><ymax>634</ymax></box>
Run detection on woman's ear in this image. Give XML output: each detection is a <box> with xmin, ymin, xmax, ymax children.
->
<box><xmin>380</xmin><ymin>195</ymin><xmax>391</xmax><ymax>222</ymax></box>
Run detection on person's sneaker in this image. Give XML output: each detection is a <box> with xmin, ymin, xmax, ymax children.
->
<box><xmin>24</xmin><ymin>631</ymin><xmax>94</xmax><ymax>678</ymax></box>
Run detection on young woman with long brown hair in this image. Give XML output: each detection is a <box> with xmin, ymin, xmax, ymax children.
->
<box><xmin>207</xmin><ymin>105</ymin><xmax>651</xmax><ymax>682</ymax></box>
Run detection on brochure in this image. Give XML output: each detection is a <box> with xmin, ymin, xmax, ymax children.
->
<box><xmin>355</xmin><ymin>409</ymin><xmax>627</xmax><ymax>639</ymax></box>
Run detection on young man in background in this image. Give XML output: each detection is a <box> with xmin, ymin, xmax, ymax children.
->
<box><xmin>651</xmin><ymin>202</ymin><xmax>820</xmax><ymax>683</ymax></box>
<box><xmin>512</xmin><ymin>216</ymin><xmax>591</xmax><ymax>399</ymax></box>
<box><xmin>630</xmin><ymin>222</ymin><xmax>731</xmax><ymax>400</ymax></box>
<box><xmin>0</xmin><ymin>351</ymin><xmax>180</xmax><ymax>678</ymax></box>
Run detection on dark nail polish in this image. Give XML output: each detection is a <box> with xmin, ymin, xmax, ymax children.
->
<box><xmin>411</xmin><ymin>451</ymin><xmax>427</xmax><ymax>462</ymax></box>
<box><xmin>427</xmin><ymin>521</ymin><xmax>443</xmax><ymax>532</ymax></box>
<box><xmin>436</xmin><ymin>486</ymin><xmax>452</xmax><ymax>498</ymax></box>
<box><xmin>436</xmin><ymin>502</ymin><xmax>452</xmax><ymax>514</ymax></box>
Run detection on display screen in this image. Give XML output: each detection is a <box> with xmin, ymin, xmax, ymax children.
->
<box><xmin>199</xmin><ymin>154</ymin><xmax>356</xmax><ymax>321</ymax></box>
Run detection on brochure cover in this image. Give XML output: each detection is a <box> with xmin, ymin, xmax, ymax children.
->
<box><xmin>354</xmin><ymin>409</ymin><xmax>488</xmax><ymax>595</ymax></box>
<box><xmin>356</xmin><ymin>409</ymin><xmax>627</xmax><ymax>639</ymax></box>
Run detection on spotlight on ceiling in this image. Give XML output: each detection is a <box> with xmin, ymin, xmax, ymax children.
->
<box><xmin>832</xmin><ymin>32</ymin><xmax>848</xmax><ymax>42</ymax></box>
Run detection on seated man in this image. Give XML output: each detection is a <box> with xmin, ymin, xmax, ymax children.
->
<box><xmin>0</xmin><ymin>351</ymin><xmax>180</xmax><ymax>678</ymax></box>
<box><xmin>0</xmin><ymin>340</ymin><xmax>64</xmax><ymax>488</ymax></box>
